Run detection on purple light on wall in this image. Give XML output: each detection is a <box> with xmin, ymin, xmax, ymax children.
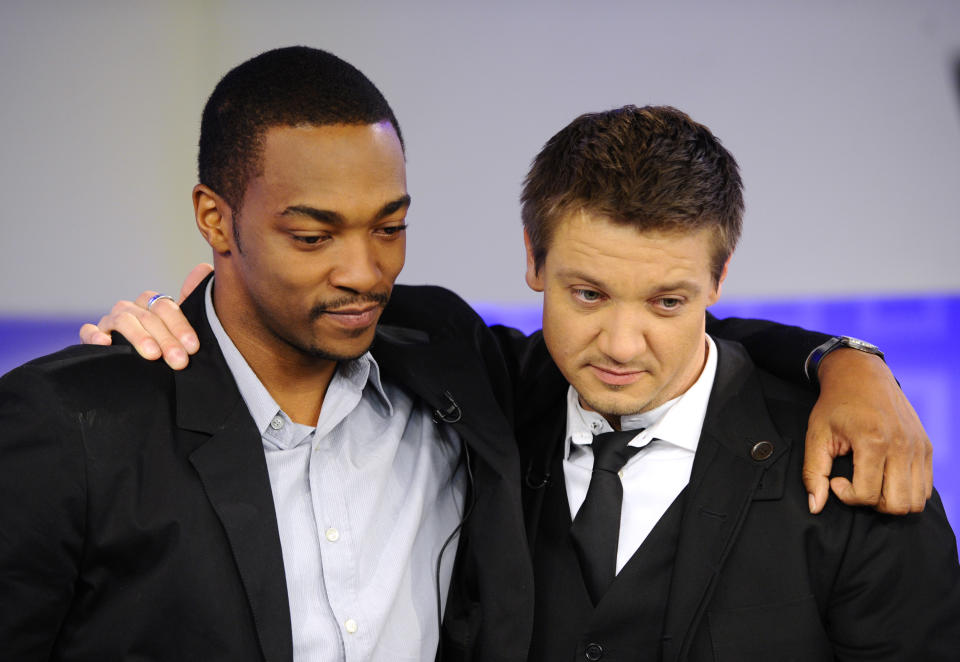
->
<box><xmin>1</xmin><ymin>294</ymin><xmax>958</xmax><ymax>549</ymax></box>
<box><xmin>0</xmin><ymin>318</ymin><xmax>88</xmax><ymax>375</ymax></box>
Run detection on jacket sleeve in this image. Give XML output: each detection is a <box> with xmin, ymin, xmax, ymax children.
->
<box><xmin>486</xmin><ymin>325</ymin><xmax>536</xmax><ymax>385</ymax></box>
<box><xmin>706</xmin><ymin>312</ymin><xmax>832</xmax><ymax>389</ymax></box>
<box><xmin>0</xmin><ymin>366</ymin><xmax>86</xmax><ymax>660</ymax></box>
<box><xmin>827</xmin><ymin>490</ymin><xmax>960</xmax><ymax>660</ymax></box>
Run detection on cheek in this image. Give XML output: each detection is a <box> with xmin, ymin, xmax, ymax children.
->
<box><xmin>241</xmin><ymin>255</ymin><xmax>321</xmax><ymax>314</ymax></box>
<box><xmin>362</xmin><ymin>238</ymin><xmax>405</xmax><ymax>284</ymax></box>
<box><xmin>652</xmin><ymin>318</ymin><xmax>703</xmax><ymax>369</ymax></box>
<box><xmin>384</xmin><ymin>241</ymin><xmax>406</xmax><ymax>278</ymax></box>
<box><xmin>542</xmin><ymin>303</ymin><xmax>593</xmax><ymax>360</ymax></box>
<box><xmin>238</xmin><ymin>236</ymin><xmax>298</xmax><ymax>282</ymax></box>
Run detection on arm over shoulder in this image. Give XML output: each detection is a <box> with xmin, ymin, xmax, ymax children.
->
<box><xmin>706</xmin><ymin>312</ymin><xmax>830</xmax><ymax>386</ymax></box>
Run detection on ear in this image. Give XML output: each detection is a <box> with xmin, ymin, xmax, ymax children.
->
<box><xmin>523</xmin><ymin>228</ymin><xmax>545</xmax><ymax>292</ymax></box>
<box><xmin>707</xmin><ymin>255</ymin><xmax>732</xmax><ymax>305</ymax></box>
<box><xmin>193</xmin><ymin>184</ymin><xmax>234</xmax><ymax>255</ymax></box>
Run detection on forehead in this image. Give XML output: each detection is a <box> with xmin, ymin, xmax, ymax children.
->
<box><xmin>250</xmin><ymin>122</ymin><xmax>407</xmax><ymax>209</ymax></box>
<box><xmin>546</xmin><ymin>211</ymin><xmax>715</xmax><ymax>285</ymax></box>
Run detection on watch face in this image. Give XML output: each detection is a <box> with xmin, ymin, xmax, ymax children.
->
<box><xmin>841</xmin><ymin>336</ymin><xmax>882</xmax><ymax>354</ymax></box>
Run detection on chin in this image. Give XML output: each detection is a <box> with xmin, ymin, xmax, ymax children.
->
<box><xmin>286</xmin><ymin>334</ymin><xmax>372</xmax><ymax>363</ymax></box>
<box><xmin>302</xmin><ymin>346</ymin><xmax>370</xmax><ymax>362</ymax></box>
<box><xmin>579</xmin><ymin>389</ymin><xmax>655</xmax><ymax>419</ymax></box>
<box><xmin>303</xmin><ymin>324</ymin><xmax>378</xmax><ymax>359</ymax></box>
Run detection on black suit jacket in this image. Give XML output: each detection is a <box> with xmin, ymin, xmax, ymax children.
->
<box><xmin>1</xmin><ymin>279</ymin><xmax>926</xmax><ymax>662</ymax></box>
<box><xmin>516</xmin><ymin>337</ymin><xmax>960</xmax><ymax>661</ymax></box>
<box><xmin>436</xmin><ymin>316</ymin><xmax>829</xmax><ymax>662</ymax></box>
<box><xmin>0</xmin><ymin>278</ymin><xmax>533</xmax><ymax>662</ymax></box>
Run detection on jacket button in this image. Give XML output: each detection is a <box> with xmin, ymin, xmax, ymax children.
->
<box><xmin>584</xmin><ymin>643</ymin><xmax>604</xmax><ymax>660</ymax></box>
<box><xmin>751</xmin><ymin>440</ymin><xmax>774</xmax><ymax>461</ymax></box>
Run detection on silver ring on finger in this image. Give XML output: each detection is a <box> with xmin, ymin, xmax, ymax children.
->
<box><xmin>146</xmin><ymin>294</ymin><xmax>176</xmax><ymax>311</ymax></box>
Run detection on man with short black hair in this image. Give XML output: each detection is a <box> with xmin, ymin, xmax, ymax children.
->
<box><xmin>514</xmin><ymin>105</ymin><xmax>960</xmax><ymax>660</ymax></box>
<box><xmin>0</xmin><ymin>46</ymin><xmax>478</xmax><ymax>662</ymax></box>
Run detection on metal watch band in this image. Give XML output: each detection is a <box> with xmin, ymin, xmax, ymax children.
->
<box><xmin>804</xmin><ymin>335</ymin><xmax>885</xmax><ymax>383</ymax></box>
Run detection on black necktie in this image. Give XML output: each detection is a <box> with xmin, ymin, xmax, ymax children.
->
<box><xmin>569</xmin><ymin>429</ymin><xmax>642</xmax><ymax>604</ymax></box>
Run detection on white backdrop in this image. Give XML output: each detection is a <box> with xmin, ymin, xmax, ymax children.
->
<box><xmin>1</xmin><ymin>0</ymin><xmax>958</xmax><ymax>314</ymax></box>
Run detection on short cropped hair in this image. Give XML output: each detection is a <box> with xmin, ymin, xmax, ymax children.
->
<box><xmin>521</xmin><ymin>105</ymin><xmax>743</xmax><ymax>284</ymax></box>
<box><xmin>198</xmin><ymin>46</ymin><xmax>404</xmax><ymax>210</ymax></box>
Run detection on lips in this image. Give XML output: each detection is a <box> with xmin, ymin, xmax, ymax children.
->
<box><xmin>589</xmin><ymin>364</ymin><xmax>646</xmax><ymax>386</ymax></box>
<box><xmin>320</xmin><ymin>305</ymin><xmax>381</xmax><ymax>329</ymax></box>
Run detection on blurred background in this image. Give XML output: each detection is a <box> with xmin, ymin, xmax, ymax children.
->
<box><xmin>1</xmin><ymin>1</ymin><xmax>958</xmax><ymax>537</ymax></box>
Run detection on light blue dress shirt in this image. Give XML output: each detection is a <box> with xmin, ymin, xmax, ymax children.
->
<box><xmin>205</xmin><ymin>281</ymin><xmax>465</xmax><ymax>661</ymax></box>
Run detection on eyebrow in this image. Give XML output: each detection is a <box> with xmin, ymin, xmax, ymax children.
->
<box><xmin>556</xmin><ymin>269</ymin><xmax>703</xmax><ymax>296</ymax></box>
<box><xmin>658</xmin><ymin>280</ymin><xmax>703</xmax><ymax>296</ymax></box>
<box><xmin>556</xmin><ymin>268</ymin><xmax>608</xmax><ymax>290</ymax></box>
<box><xmin>280</xmin><ymin>194</ymin><xmax>411</xmax><ymax>225</ymax></box>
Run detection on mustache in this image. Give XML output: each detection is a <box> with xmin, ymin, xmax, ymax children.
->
<box><xmin>309</xmin><ymin>291</ymin><xmax>391</xmax><ymax>320</ymax></box>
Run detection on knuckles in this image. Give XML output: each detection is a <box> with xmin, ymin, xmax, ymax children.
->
<box><xmin>878</xmin><ymin>505</ymin><xmax>909</xmax><ymax>515</ymax></box>
<box><xmin>110</xmin><ymin>299</ymin><xmax>138</xmax><ymax>316</ymax></box>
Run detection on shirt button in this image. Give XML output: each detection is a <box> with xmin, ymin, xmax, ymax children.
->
<box><xmin>618</xmin><ymin>470</ymin><xmax>624</xmax><ymax>479</ymax></box>
<box><xmin>344</xmin><ymin>618</ymin><xmax>358</xmax><ymax>634</ymax></box>
<box><xmin>270</xmin><ymin>416</ymin><xmax>284</xmax><ymax>430</ymax></box>
<box><xmin>584</xmin><ymin>642</ymin><xmax>604</xmax><ymax>660</ymax></box>
<box><xmin>325</xmin><ymin>527</ymin><xmax>340</xmax><ymax>542</ymax></box>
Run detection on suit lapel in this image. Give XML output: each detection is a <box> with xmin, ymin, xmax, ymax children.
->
<box><xmin>661</xmin><ymin>340</ymin><xmax>791</xmax><ymax>662</ymax></box>
<box><xmin>174</xmin><ymin>278</ymin><xmax>293</xmax><ymax>662</ymax></box>
<box><xmin>518</xmin><ymin>400</ymin><xmax>566</xmax><ymax>555</ymax></box>
<box><xmin>512</xmin><ymin>347</ymin><xmax>569</xmax><ymax>556</ymax></box>
<box><xmin>372</xmin><ymin>324</ymin><xmax>520</xmax><ymax>483</ymax></box>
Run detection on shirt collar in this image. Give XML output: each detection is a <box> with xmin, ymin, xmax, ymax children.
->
<box><xmin>204</xmin><ymin>278</ymin><xmax>392</xmax><ymax>436</ymax></box>
<box><xmin>564</xmin><ymin>334</ymin><xmax>719</xmax><ymax>459</ymax></box>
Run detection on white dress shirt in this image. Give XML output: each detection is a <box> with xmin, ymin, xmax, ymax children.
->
<box><xmin>206</xmin><ymin>281</ymin><xmax>465</xmax><ymax>662</ymax></box>
<box><xmin>564</xmin><ymin>335</ymin><xmax>718</xmax><ymax>573</ymax></box>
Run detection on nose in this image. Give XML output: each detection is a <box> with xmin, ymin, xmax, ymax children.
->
<box><xmin>329</xmin><ymin>235</ymin><xmax>382</xmax><ymax>293</ymax></box>
<box><xmin>596</xmin><ymin>308</ymin><xmax>647</xmax><ymax>365</ymax></box>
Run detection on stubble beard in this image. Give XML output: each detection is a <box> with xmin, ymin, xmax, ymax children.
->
<box><xmin>293</xmin><ymin>290</ymin><xmax>392</xmax><ymax>362</ymax></box>
<box><xmin>580</xmin><ymin>390</ymin><xmax>655</xmax><ymax>421</ymax></box>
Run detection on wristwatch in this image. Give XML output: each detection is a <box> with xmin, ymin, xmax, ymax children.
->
<box><xmin>804</xmin><ymin>335</ymin><xmax>885</xmax><ymax>382</ymax></box>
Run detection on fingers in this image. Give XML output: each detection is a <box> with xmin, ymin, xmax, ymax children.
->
<box><xmin>829</xmin><ymin>451</ymin><xmax>930</xmax><ymax>515</ymax></box>
<box><xmin>89</xmin><ymin>293</ymin><xmax>191</xmax><ymax>369</ymax></box>
<box><xmin>802</xmin><ymin>432</ymin><xmax>835</xmax><ymax>514</ymax></box>
<box><xmin>77</xmin><ymin>274</ymin><xmax>206</xmax><ymax>371</ymax></box>
<box><xmin>135</xmin><ymin>290</ymin><xmax>199</xmax><ymax>357</ymax></box>
<box><xmin>178</xmin><ymin>263</ymin><xmax>213</xmax><ymax>303</ymax></box>
<box><xmin>813</xmin><ymin>349</ymin><xmax>932</xmax><ymax>515</ymax></box>
<box><xmin>96</xmin><ymin>301</ymin><xmax>164</xmax><ymax>361</ymax></box>
<box><xmin>828</xmin><ymin>435</ymin><xmax>927</xmax><ymax>515</ymax></box>
<box><xmin>827</xmin><ymin>476</ymin><xmax>858</xmax><ymax>509</ymax></box>
<box><xmin>122</xmin><ymin>292</ymin><xmax>192</xmax><ymax>369</ymax></box>
<box><xmin>911</xmin><ymin>444</ymin><xmax>929</xmax><ymax>512</ymax></box>
<box><xmin>831</xmin><ymin>436</ymin><xmax>885</xmax><ymax>509</ymax></box>
<box><xmin>871</xmin><ymin>394</ymin><xmax>930</xmax><ymax>514</ymax></box>
<box><xmin>887</xmin><ymin>394</ymin><xmax>932</xmax><ymax>512</ymax></box>
<box><xmin>79</xmin><ymin>323</ymin><xmax>113</xmax><ymax>346</ymax></box>
<box><xmin>871</xmin><ymin>441</ymin><xmax>912</xmax><ymax>515</ymax></box>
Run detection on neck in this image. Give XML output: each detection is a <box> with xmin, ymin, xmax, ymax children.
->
<box><xmin>213</xmin><ymin>280</ymin><xmax>337</xmax><ymax>426</ymax></box>
<box><xmin>231</xmin><ymin>332</ymin><xmax>337</xmax><ymax>426</ymax></box>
